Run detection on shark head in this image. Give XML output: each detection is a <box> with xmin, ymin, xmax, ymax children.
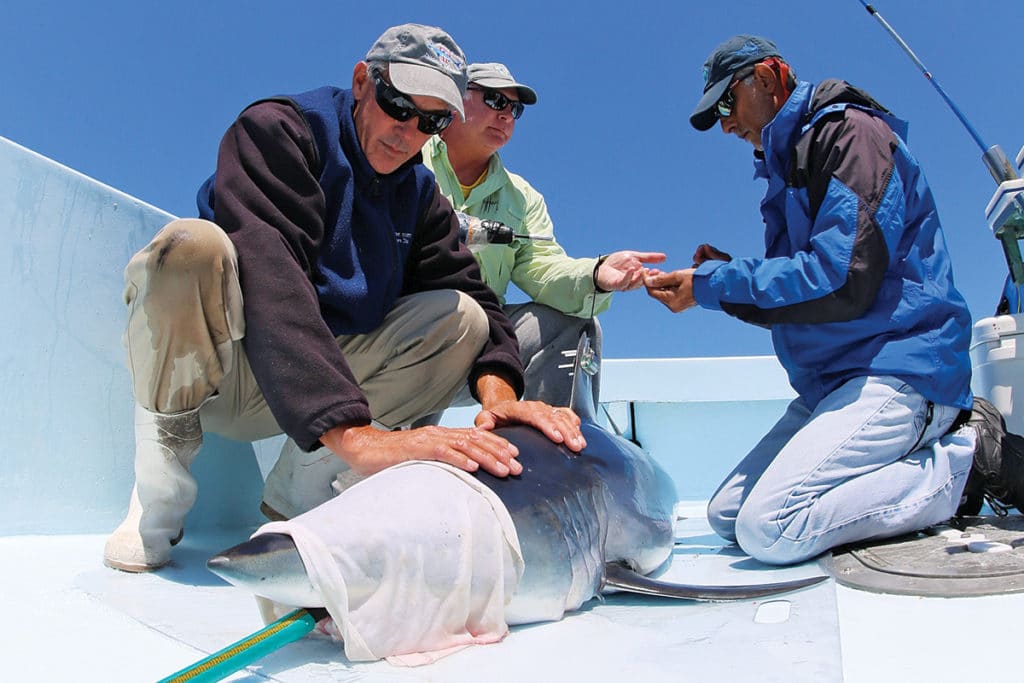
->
<box><xmin>207</xmin><ymin>532</ymin><xmax>323</xmax><ymax>608</ymax></box>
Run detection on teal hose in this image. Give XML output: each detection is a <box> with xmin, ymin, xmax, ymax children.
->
<box><xmin>156</xmin><ymin>608</ymin><xmax>320</xmax><ymax>683</ymax></box>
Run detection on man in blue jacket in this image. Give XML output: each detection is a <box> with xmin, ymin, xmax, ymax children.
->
<box><xmin>104</xmin><ymin>24</ymin><xmax>585</xmax><ymax>572</ymax></box>
<box><xmin>644</xmin><ymin>35</ymin><xmax>980</xmax><ymax>565</ymax></box>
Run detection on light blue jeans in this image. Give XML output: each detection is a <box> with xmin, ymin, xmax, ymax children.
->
<box><xmin>707</xmin><ymin>375</ymin><xmax>976</xmax><ymax>565</ymax></box>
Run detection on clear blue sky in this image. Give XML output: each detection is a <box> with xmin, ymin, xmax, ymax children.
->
<box><xmin>4</xmin><ymin>1</ymin><xmax>1023</xmax><ymax>360</ymax></box>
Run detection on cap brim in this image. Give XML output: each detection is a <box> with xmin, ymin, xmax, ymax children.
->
<box><xmin>390</xmin><ymin>62</ymin><xmax>466</xmax><ymax>120</ymax></box>
<box><xmin>470</xmin><ymin>77</ymin><xmax>538</xmax><ymax>105</ymax></box>
<box><xmin>689</xmin><ymin>76</ymin><xmax>731</xmax><ymax>131</ymax></box>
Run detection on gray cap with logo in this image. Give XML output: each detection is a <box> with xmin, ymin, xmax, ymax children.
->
<box><xmin>690</xmin><ymin>34</ymin><xmax>781</xmax><ymax>131</ymax></box>
<box><xmin>365</xmin><ymin>23</ymin><xmax>469</xmax><ymax>119</ymax></box>
<box><xmin>467</xmin><ymin>62</ymin><xmax>538</xmax><ymax>105</ymax></box>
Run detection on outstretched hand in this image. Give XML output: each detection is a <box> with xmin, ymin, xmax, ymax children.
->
<box><xmin>596</xmin><ymin>251</ymin><xmax>667</xmax><ymax>292</ymax></box>
<box><xmin>475</xmin><ymin>400</ymin><xmax>586</xmax><ymax>453</ymax></box>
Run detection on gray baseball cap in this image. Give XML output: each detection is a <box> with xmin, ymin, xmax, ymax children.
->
<box><xmin>365</xmin><ymin>24</ymin><xmax>468</xmax><ymax>119</ymax></box>
<box><xmin>690</xmin><ymin>35</ymin><xmax>781</xmax><ymax>131</ymax></box>
<box><xmin>467</xmin><ymin>62</ymin><xmax>538</xmax><ymax>105</ymax></box>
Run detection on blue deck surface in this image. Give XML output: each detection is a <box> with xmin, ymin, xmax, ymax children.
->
<box><xmin>4</xmin><ymin>135</ymin><xmax>1024</xmax><ymax>682</ymax></box>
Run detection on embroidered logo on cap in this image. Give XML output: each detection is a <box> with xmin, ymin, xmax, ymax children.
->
<box><xmin>735</xmin><ymin>41</ymin><xmax>761</xmax><ymax>58</ymax></box>
<box><xmin>430</xmin><ymin>42</ymin><xmax>465</xmax><ymax>76</ymax></box>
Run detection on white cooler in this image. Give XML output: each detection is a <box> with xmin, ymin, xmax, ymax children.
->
<box><xmin>970</xmin><ymin>313</ymin><xmax>1024</xmax><ymax>434</ymax></box>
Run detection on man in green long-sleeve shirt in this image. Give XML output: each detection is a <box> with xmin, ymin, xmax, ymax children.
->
<box><xmin>423</xmin><ymin>62</ymin><xmax>665</xmax><ymax>406</ymax></box>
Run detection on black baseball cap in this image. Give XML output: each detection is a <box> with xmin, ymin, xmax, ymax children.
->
<box><xmin>690</xmin><ymin>35</ymin><xmax>781</xmax><ymax>131</ymax></box>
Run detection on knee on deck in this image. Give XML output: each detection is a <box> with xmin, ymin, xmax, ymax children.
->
<box><xmin>734</xmin><ymin>504</ymin><xmax>818</xmax><ymax>566</ymax></box>
<box><xmin>705</xmin><ymin>495</ymin><xmax>739</xmax><ymax>543</ymax></box>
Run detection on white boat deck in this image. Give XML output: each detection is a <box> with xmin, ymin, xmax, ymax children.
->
<box><xmin>4</xmin><ymin>135</ymin><xmax>1023</xmax><ymax>682</ymax></box>
<box><xmin>6</xmin><ymin>509</ymin><xmax>1020</xmax><ymax>682</ymax></box>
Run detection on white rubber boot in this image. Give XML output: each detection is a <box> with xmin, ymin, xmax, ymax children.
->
<box><xmin>103</xmin><ymin>405</ymin><xmax>203</xmax><ymax>572</ymax></box>
<box><xmin>261</xmin><ymin>438</ymin><xmax>351</xmax><ymax>521</ymax></box>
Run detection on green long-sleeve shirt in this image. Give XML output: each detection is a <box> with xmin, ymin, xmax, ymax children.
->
<box><xmin>422</xmin><ymin>137</ymin><xmax>611</xmax><ymax>318</ymax></box>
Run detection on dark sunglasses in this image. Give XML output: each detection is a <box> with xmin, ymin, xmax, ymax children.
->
<box><xmin>371</xmin><ymin>71</ymin><xmax>454</xmax><ymax>135</ymax></box>
<box><xmin>716</xmin><ymin>68</ymin><xmax>756</xmax><ymax>120</ymax></box>
<box><xmin>468</xmin><ymin>85</ymin><xmax>525</xmax><ymax>120</ymax></box>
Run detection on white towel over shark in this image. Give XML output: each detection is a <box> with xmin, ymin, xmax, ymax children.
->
<box><xmin>208</xmin><ymin>335</ymin><xmax>824</xmax><ymax>663</ymax></box>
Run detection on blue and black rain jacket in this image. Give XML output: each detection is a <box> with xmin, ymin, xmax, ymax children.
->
<box><xmin>693</xmin><ymin>79</ymin><xmax>972</xmax><ymax>410</ymax></box>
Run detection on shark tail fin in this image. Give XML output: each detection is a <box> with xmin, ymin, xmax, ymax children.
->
<box><xmin>603</xmin><ymin>562</ymin><xmax>828</xmax><ymax>602</ymax></box>
<box><xmin>568</xmin><ymin>332</ymin><xmax>599</xmax><ymax>423</ymax></box>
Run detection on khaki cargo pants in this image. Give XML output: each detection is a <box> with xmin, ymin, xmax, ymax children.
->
<box><xmin>123</xmin><ymin>218</ymin><xmax>490</xmax><ymax>442</ymax></box>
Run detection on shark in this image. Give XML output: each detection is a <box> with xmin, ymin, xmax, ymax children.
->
<box><xmin>208</xmin><ymin>335</ymin><xmax>826</xmax><ymax>658</ymax></box>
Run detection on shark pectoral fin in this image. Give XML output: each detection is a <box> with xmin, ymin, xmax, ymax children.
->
<box><xmin>602</xmin><ymin>562</ymin><xmax>829</xmax><ymax>602</ymax></box>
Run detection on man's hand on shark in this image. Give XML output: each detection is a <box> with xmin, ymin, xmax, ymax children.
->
<box><xmin>321</xmin><ymin>423</ymin><xmax>524</xmax><ymax>478</ymax></box>
<box><xmin>209</xmin><ymin>337</ymin><xmax>828</xmax><ymax>667</ymax></box>
<box><xmin>474</xmin><ymin>400</ymin><xmax>586</xmax><ymax>453</ymax></box>
<box><xmin>472</xmin><ymin>370</ymin><xmax>586</xmax><ymax>453</ymax></box>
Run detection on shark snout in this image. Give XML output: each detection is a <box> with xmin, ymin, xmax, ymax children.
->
<box><xmin>207</xmin><ymin>532</ymin><xmax>324</xmax><ymax>608</ymax></box>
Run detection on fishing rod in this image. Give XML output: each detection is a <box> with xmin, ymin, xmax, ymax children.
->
<box><xmin>857</xmin><ymin>0</ymin><xmax>1017</xmax><ymax>182</ymax></box>
<box><xmin>857</xmin><ymin>1</ymin><xmax>1024</xmax><ymax>283</ymax></box>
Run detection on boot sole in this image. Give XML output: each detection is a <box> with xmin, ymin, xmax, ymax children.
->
<box><xmin>103</xmin><ymin>528</ymin><xmax>182</xmax><ymax>573</ymax></box>
<box><xmin>103</xmin><ymin>556</ymin><xmax>168</xmax><ymax>573</ymax></box>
